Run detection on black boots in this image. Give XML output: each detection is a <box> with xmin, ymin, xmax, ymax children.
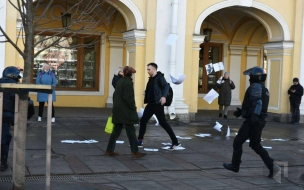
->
<box><xmin>219</xmin><ymin>113</ymin><xmax>222</xmax><ymax>117</ymax></box>
<box><xmin>1</xmin><ymin>155</ymin><xmax>8</xmax><ymax>171</ymax></box>
<box><xmin>223</xmin><ymin>163</ymin><xmax>239</xmax><ymax>172</ymax></box>
<box><xmin>268</xmin><ymin>162</ymin><xmax>281</xmax><ymax>178</ymax></box>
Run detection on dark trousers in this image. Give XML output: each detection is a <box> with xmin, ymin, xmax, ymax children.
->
<box><xmin>231</xmin><ymin>119</ymin><xmax>273</xmax><ymax>169</ymax></box>
<box><xmin>38</xmin><ymin>102</ymin><xmax>55</xmax><ymax>117</ymax></box>
<box><xmin>1</xmin><ymin>118</ymin><xmax>12</xmax><ymax>164</ymax></box>
<box><xmin>106</xmin><ymin>124</ymin><xmax>138</xmax><ymax>154</ymax></box>
<box><xmin>290</xmin><ymin>102</ymin><xmax>300</xmax><ymax>123</ymax></box>
<box><xmin>138</xmin><ymin>103</ymin><xmax>178</xmax><ymax>144</ymax></box>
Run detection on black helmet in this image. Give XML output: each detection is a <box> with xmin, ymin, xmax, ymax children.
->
<box><xmin>2</xmin><ymin>66</ymin><xmax>22</xmax><ymax>81</ymax></box>
<box><xmin>243</xmin><ymin>66</ymin><xmax>267</xmax><ymax>82</ymax></box>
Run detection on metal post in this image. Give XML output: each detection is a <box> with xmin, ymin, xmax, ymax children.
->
<box><xmin>46</xmin><ymin>94</ymin><xmax>52</xmax><ymax>190</ymax></box>
<box><xmin>0</xmin><ymin>92</ymin><xmax>3</xmax><ymax>161</ymax></box>
<box><xmin>12</xmin><ymin>94</ymin><xmax>19</xmax><ymax>183</ymax></box>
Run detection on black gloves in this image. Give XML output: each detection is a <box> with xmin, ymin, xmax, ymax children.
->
<box><xmin>233</xmin><ymin>108</ymin><xmax>242</xmax><ymax>118</ymax></box>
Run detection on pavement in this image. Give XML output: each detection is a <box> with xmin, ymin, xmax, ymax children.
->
<box><xmin>0</xmin><ymin>107</ymin><xmax>304</xmax><ymax>190</ymax></box>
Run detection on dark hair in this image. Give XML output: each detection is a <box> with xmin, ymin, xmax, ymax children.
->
<box><xmin>147</xmin><ymin>62</ymin><xmax>158</xmax><ymax>70</ymax></box>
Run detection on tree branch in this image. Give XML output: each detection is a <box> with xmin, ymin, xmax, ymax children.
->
<box><xmin>33</xmin><ymin>0</ymin><xmax>55</xmax><ymax>29</ymax></box>
<box><xmin>0</xmin><ymin>26</ymin><xmax>24</xmax><ymax>57</ymax></box>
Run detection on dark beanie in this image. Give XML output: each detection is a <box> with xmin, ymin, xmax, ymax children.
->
<box><xmin>293</xmin><ymin>77</ymin><xmax>299</xmax><ymax>82</ymax></box>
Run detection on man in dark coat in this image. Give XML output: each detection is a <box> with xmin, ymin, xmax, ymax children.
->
<box><xmin>106</xmin><ymin>66</ymin><xmax>146</xmax><ymax>159</ymax></box>
<box><xmin>217</xmin><ymin>72</ymin><xmax>235</xmax><ymax>119</ymax></box>
<box><xmin>137</xmin><ymin>63</ymin><xmax>180</xmax><ymax>150</ymax></box>
<box><xmin>288</xmin><ymin>77</ymin><xmax>304</xmax><ymax>125</ymax></box>
<box><xmin>0</xmin><ymin>66</ymin><xmax>22</xmax><ymax>171</ymax></box>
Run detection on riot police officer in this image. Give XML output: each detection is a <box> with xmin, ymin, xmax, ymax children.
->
<box><xmin>0</xmin><ymin>66</ymin><xmax>21</xmax><ymax>171</ymax></box>
<box><xmin>223</xmin><ymin>66</ymin><xmax>280</xmax><ymax>178</ymax></box>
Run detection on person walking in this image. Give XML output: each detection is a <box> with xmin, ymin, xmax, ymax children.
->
<box><xmin>0</xmin><ymin>66</ymin><xmax>22</xmax><ymax>171</ymax></box>
<box><xmin>106</xmin><ymin>66</ymin><xmax>146</xmax><ymax>159</ymax></box>
<box><xmin>36</xmin><ymin>63</ymin><xmax>57</xmax><ymax>122</ymax></box>
<box><xmin>138</xmin><ymin>63</ymin><xmax>180</xmax><ymax>150</ymax></box>
<box><xmin>288</xmin><ymin>77</ymin><xmax>303</xmax><ymax>125</ymax></box>
<box><xmin>223</xmin><ymin>66</ymin><xmax>280</xmax><ymax>178</ymax></box>
<box><xmin>217</xmin><ymin>72</ymin><xmax>235</xmax><ymax>119</ymax></box>
<box><xmin>111</xmin><ymin>67</ymin><xmax>123</xmax><ymax>89</ymax></box>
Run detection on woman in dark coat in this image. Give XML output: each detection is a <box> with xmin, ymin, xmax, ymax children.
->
<box><xmin>106</xmin><ymin>66</ymin><xmax>146</xmax><ymax>159</ymax></box>
<box><xmin>217</xmin><ymin>72</ymin><xmax>235</xmax><ymax>119</ymax></box>
<box><xmin>111</xmin><ymin>67</ymin><xmax>123</xmax><ymax>89</ymax></box>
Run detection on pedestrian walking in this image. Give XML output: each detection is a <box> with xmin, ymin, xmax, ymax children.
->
<box><xmin>106</xmin><ymin>66</ymin><xmax>146</xmax><ymax>159</ymax></box>
<box><xmin>36</xmin><ymin>63</ymin><xmax>56</xmax><ymax>122</ymax></box>
<box><xmin>138</xmin><ymin>63</ymin><xmax>180</xmax><ymax>150</ymax></box>
<box><xmin>0</xmin><ymin>66</ymin><xmax>22</xmax><ymax>171</ymax></box>
<box><xmin>223</xmin><ymin>66</ymin><xmax>280</xmax><ymax>178</ymax></box>
<box><xmin>111</xmin><ymin>67</ymin><xmax>123</xmax><ymax>89</ymax></box>
<box><xmin>217</xmin><ymin>72</ymin><xmax>235</xmax><ymax>119</ymax></box>
<box><xmin>288</xmin><ymin>77</ymin><xmax>303</xmax><ymax>124</ymax></box>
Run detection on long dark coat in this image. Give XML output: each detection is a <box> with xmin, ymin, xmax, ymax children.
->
<box><xmin>217</xmin><ymin>77</ymin><xmax>235</xmax><ymax>106</ymax></box>
<box><xmin>112</xmin><ymin>77</ymin><xmax>139</xmax><ymax>124</ymax></box>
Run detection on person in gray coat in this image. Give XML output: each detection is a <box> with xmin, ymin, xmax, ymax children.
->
<box><xmin>217</xmin><ymin>72</ymin><xmax>235</xmax><ymax>119</ymax></box>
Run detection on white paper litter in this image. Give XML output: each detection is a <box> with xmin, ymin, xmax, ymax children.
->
<box><xmin>162</xmin><ymin>143</ymin><xmax>172</xmax><ymax>146</ymax></box>
<box><xmin>226</xmin><ymin>126</ymin><xmax>230</xmax><ymax>137</ymax></box>
<box><xmin>217</xmin><ymin>76</ymin><xmax>223</xmax><ymax>84</ymax></box>
<box><xmin>166</xmin><ymin>34</ymin><xmax>178</xmax><ymax>45</ymax></box>
<box><xmin>170</xmin><ymin>74</ymin><xmax>186</xmax><ymax>85</ymax></box>
<box><xmin>270</xmin><ymin>139</ymin><xmax>289</xmax><ymax>142</ymax></box>
<box><xmin>213</xmin><ymin>121</ymin><xmax>223</xmax><ymax>132</ymax></box>
<box><xmin>195</xmin><ymin>133</ymin><xmax>211</xmax><ymax>137</ymax></box>
<box><xmin>116</xmin><ymin>140</ymin><xmax>124</xmax><ymax>144</ymax></box>
<box><xmin>161</xmin><ymin>146</ymin><xmax>185</xmax><ymax>150</ymax></box>
<box><xmin>246</xmin><ymin>140</ymin><xmax>250</xmax><ymax>142</ymax></box>
<box><xmin>263</xmin><ymin>146</ymin><xmax>272</xmax><ymax>149</ymax></box>
<box><xmin>203</xmin><ymin>89</ymin><xmax>219</xmax><ymax>104</ymax></box>
<box><xmin>152</xmin><ymin>114</ymin><xmax>159</xmax><ymax>126</ymax></box>
<box><xmin>61</xmin><ymin>139</ymin><xmax>99</xmax><ymax>144</ymax></box>
<box><xmin>144</xmin><ymin>148</ymin><xmax>159</xmax><ymax>151</ymax></box>
<box><xmin>176</xmin><ymin>136</ymin><xmax>192</xmax><ymax>139</ymax></box>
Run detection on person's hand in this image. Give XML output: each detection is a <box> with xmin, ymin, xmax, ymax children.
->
<box><xmin>233</xmin><ymin>107</ymin><xmax>242</xmax><ymax>118</ymax></box>
<box><xmin>221</xmin><ymin>80</ymin><xmax>225</xmax><ymax>83</ymax></box>
<box><xmin>291</xmin><ymin>89</ymin><xmax>296</xmax><ymax>93</ymax></box>
<box><xmin>159</xmin><ymin>97</ymin><xmax>166</xmax><ymax>105</ymax></box>
<box><xmin>230</xmin><ymin>80</ymin><xmax>232</xmax><ymax>84</ymax></box>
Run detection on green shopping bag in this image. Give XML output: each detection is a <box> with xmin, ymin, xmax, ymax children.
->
<box><xmin>105</xmin><ymin>116</ymin><xmax>114</xmax><ymax>134</ymax></box>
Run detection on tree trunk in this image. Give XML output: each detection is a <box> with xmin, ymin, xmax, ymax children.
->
<box><xmin>13</xmin><ymin>1</ymin><xmax>34</xmax><ymax>189</ymax></box>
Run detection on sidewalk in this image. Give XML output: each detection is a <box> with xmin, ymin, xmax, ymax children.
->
<box><xmin>0</xmin><ymin>107</ymin><xmax>304</xmax><ymax>189</ymax></box>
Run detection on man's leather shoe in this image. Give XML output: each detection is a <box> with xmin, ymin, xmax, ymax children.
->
<box><xmin>223</xmin><ymin>163</ymin><xmax>239</xmax><ymax>172</ymax></box>
<box><xmin>105</xmin><ymin>151</ymin><xmax>119</xmax><ymax>156</ymax></box>
<box><xmin>131</xmin><ymin>152</ymin><xmax>146</xmax><ymax>159</ymax></box>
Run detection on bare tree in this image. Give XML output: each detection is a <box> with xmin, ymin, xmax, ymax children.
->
<box><xmin>0</xmin><ymin>0</ymin><xmax>117</xmax><ymax>189</ymax></box>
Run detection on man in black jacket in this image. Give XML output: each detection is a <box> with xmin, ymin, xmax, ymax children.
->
<box><xmin>288</xmin><ymin>77</ymin><xmax>304</xmax><ymax>125</ymax></box>
<box><xmin>0</xmin><ymin>66</ymin><xmax>22</xmax><ymax>171</ymax></box>
<box><xmin>138</xmin><ymin>63</ymin><xmax>180</xmax><ymax>150</ymax></box>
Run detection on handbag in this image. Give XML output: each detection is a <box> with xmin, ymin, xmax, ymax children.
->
<box><xmin>105</xmin><ymin>116</ymin><xmax>114</xmax><ymax>134</ymax></box>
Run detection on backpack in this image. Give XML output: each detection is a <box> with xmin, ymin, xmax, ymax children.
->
<box><xmin>164</xmin><ymin>83</ymin><xmax>173</xmax><ymax>106</ymax></box>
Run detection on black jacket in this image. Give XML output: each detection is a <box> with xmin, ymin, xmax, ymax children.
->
<box><xmin>111</xmin><ymin>74</ymin><xmax>123</xmax><ymax>89</ymax></box>
<box><xmin>0</xmin><ymin>77</ymin><xmax>16</xmax><ymax>113</ymax></box>
<box><xmin>144</xmin><ymin>72</ymin><xmax>169</xmax><ymax>104</ymax></box>
<box><xmin>217</xmin><ymin>77</ymin><xmax>235</xmax><ymax>106</ymax></box>
<box><xmin>288</xmin><ymin>83</ymin><xmax>304</xmax><ymax>104</ymax></box>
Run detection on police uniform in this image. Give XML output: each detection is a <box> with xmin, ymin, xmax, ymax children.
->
<box><xmin>223</xmin><ymin>67</ymin><xmax>279</xmax><ymax>178</ymax></box>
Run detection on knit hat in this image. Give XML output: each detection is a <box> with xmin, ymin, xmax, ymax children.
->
<box><xmin>293</xmin><ymin>77</ymin><xmax>299</xmax><ymax>82</ymax></box>
<box><xmin>114</xmin><ymin>67</ymin><xmax>123</xmax><ymax>76</ymax></box>
<box><xmin>224</xmin><ymin>72</ymin><xmax>229</xmax><ymax>76</ymax></box>
<box><xmin>123</xmin><ymin>66</ymin><xmax>136</xmax><ymax>77</ymax></box>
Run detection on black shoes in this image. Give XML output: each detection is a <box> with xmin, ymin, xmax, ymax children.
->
<box><xmin>0</xmin><ymin>163</ymin><xmax>8</xmax><ymax>171</ymax></box>
<box><xmin>219</xmin><ymin>113</ymin><xmax>222</xmax><ymax>117</ymax></box>
<box><xmin>223</xmin><ymin>163</ymin><xmax>239</xmax><ymax>172</ymax></box>
<box><xmin>224</xmin><ymin>115</ymin><xmax>228</xmax><ymax>119</ymax></box>
<box><xmin>268</xmin><ymin>162</ymin><xmax>281</xmax><ymax>178</ymax></box>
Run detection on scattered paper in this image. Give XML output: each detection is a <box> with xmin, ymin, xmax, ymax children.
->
<box><xmin>246</xmin><ymin>140</ymin><xmax>250</xmax><ymax>142</ymax></box>
<box><xmin>116</xmin><ymin>140</ymin><xmax>124</xmax><ymax>144</ymax></box>
<box><xmin>161</xmin><ymin>146</ymin><xmax>185</xmax><ymax>150</ymax></box>
<box><xmin>226</xmin><ymin>126</ymin><xmax>230</xmax><ymax>137</ymax></box>
<box><xmin>213</xmin><ymin>121</ymin><xmax>223</xmax><ymax>132</ymax></box>
<box><xmin>217</xmin><ymin>76</ymin><xmax>223</xmax><ymax>84</ymax></box>
<box><xmin>205</xmin><ymin>63</ymin><xmax>213</xmax><ymax>75</ymax></box>
<box><xmin>61</xmin><ymin>139</ymin><xmax>99</xmax><ymax>144</ymax></box>
<box><xmin>203</xmin><ymin>89</ymin><xmax>219</xmax><ymax>104</ymax></box>
<box><xmin>195</xmin><ymin>133</ymin><xmax>211</xmax><ymax>137</ymax></box>
<box><xmin>138</xmin><ymin>108</ymin><xmax>144</xmax><ymax>118</ymax></box>
<box><xmin>144</xmin><ymin>148</ymin><xmax>159</xmax><ymax>151</ymax></box>
<box><xmin>263</xmin><ymin>146</ymin><xmax>272</xmax><ymax>149</ymax></box>
<box><xmin>162</xmin><ymin>143</ymin><xmax>172</xmax><ymax>146</ymax></box>
<box><xmin>170</xmin><ymin>74</ymin><xmax>186</xmax><ymax>85</ymax></box>
<box><xmin>270</xmin><ymin>139</ymin><xmax>289</xmax><ymax>142</ymax></box>
<box><xmin>176</xmin><ymin>136</ymin><xmax>192</xmax><ymax>139</ymax></box>
<box><xmin>152</xmin><ymin>114</ymin><xmax>159</xmax><ymax>126</ymax></box>
<box><xmin>166</xmin><ymin>34</ymin><xmax>178</xmax><ymax>45</ymax></box>
<box><xmin>213</xmin><ymin>62</ymin><xmax>224</xmax><ymax>72</ymax></box>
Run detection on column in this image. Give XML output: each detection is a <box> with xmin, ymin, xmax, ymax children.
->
<box><xmin>245</xmin><ymin>46</ymin><xmax>261</xmax><ymax>88</ymax></box>
<box><xmin>229</xmin><ymin>45</ymin><xmax>244</xmax><ymax>105</ymax></box>
<box><xmin>123</xmin><ymin>30</ymin><xmax>147</xmax><ymax>109</ymax></box>
<box><xmin>106</xmin><ymin>36</ymin><xmax>125</xmax><ymax>108</ymax></box>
